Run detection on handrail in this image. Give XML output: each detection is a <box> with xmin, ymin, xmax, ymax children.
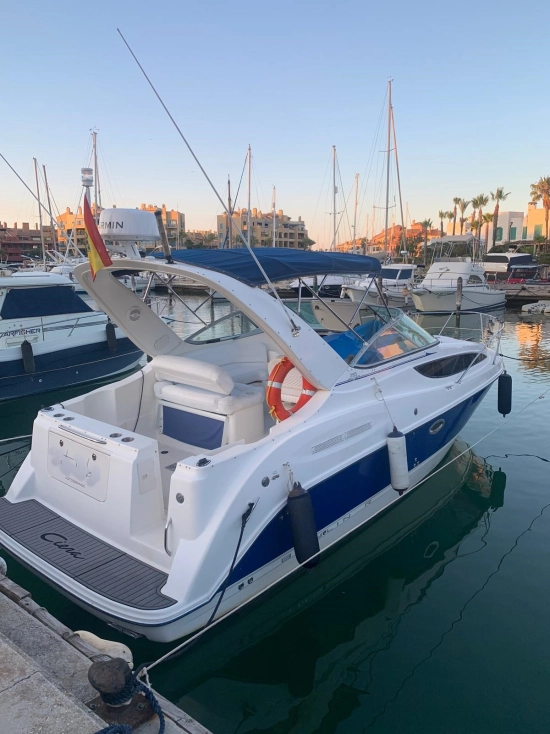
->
<box><xmin>164</xmin><ymin>517</ymin><xmax>173</xmax><ymax>556</ymax></box>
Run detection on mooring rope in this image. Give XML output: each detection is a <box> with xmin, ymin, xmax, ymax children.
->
<box><xmin>93</xmin><ymin>673</ymin><xmax>165</xmax><ymax>734</ymax></box>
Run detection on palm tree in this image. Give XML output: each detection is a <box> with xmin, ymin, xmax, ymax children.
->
<box><xmin>421</xmin><ymin>218</ymin><xmax>433</xmax><ymax>266</ymax></box>
<box><xmin>490</xmin><ymin>187</ymin><xmax>510</xmax><ymax>250</ymax></box>
<box><xmin>530</xmin><ymin>176</ymin><xmax>550</xmax><ymax>243</ymax></box>
<box><xmin>472</xmin><ymin>193</ymin><xmax>489</xmax><ymax>247</ymax></box>
<box><xmin>438</xmin><ymin>210</ymin><xmax>446</xmax><ymax>237</ymax></box>
<box><xmin>452</xmin><ymin>197</ymin><xmax>461</xmax><ymax>236</ymax></box>
<box><xmin>470</xmin><ymin>219</ymin><xmax>480</xmax><ymax>234</ymax></box>
<box><xmin>457</xmin><ymin>199</ymin><xmax>470</xmax><ymax>235</ymax></box>
<box><xmin>446</xmin><ymin>211</ymin><xmax>454</xmax><ymax>234</ymax></box>
<box><xmin>482</xmin><ymin>213</ymin><xmax>493</xmax><ymax>257</ymax></box>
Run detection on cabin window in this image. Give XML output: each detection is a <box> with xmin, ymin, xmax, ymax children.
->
<box><xmin>399</xmin><ymin>268</ymin><xmax>413</xmax><ymax>278</ymax></box>
<box><xmin>186</xmin><ymin>310</ymin><xmax>261</xmax><ymax>344</ymax></box>
<box><xmin>414</xmin><ymin>352</ymin><xmax>486</xmax><ymax>378</ymax></box>
<box><xmin>467</xmin><ymin>275</ymin><xmax>483</xmax><ymax>283</ymax></box>
<box><xmin>0</xmin><ymin>286</ymin><xmax>93</xmax><ymax>319</ymax></box>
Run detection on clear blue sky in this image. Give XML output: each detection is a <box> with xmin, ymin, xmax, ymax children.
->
<box><xmin>1</xmin><ymin>0</ymin><xmax>549</xmax><ymax>248</ymax></box>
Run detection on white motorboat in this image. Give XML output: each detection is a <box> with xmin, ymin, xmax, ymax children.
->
<box><xmin>343</xmin><ymin>263</ymin><xmax>417</xmax><ymax>307</ymax></box>
<box><xmin>411</xmin><ymin>258</ymin><xmax>506</xmax><ymax>313</ymax></box>
<box><xmin>0</xmin><ymin>272</ymin><xmax>142</xmax><ymax>401</ymax></box>
<box><xmin>0</xmin><ymin>249</ymin><xmax>504</xmax><ymax>642</ymax></box>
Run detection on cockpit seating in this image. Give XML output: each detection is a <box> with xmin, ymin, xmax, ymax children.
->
<box><xmin>151</xmin><ymin>355</ymin><xmax>265</xmax><ymax>449</ymax></box>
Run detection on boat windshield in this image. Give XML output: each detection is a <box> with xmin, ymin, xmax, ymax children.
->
<box><xmin>380</xmin><ymin>267</ymin><xmax>414</xmax><ymax>280</ymax></box>
<box><xmin>185</xmin><ymin>310</ymin><xmax>261</xmax><ymax>344</ymax></box>
<box><xmin>322</xmin><ymin>307</ymin><xmax>437</xmax><ymax>367</ymax></box>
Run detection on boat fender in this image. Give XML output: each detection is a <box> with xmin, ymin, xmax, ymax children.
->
<box><xmin>387</xmin><ymin>427</ymin><xmax>409</xmax><ymax>494</ymax></box>
<box><xmin>21</xmin><ymin>339</ymin><xmax>35</xmax><ymax>374</ymax></box>
<box><xmin>106</xmin><ymin>321</ymin><xmax>117</xmax><ymax>353</ymax></box>
<box><xmin>490</xmin><ymin>468</ymin><xmax>506</xmax><ymax>510</ymax></box>
<box><xmin>497</xmin><ymin>371</ymin><xmax>512</xmax><ymax>417</ymax></box>
<box><xmin>75</xmin><ymin>630</ymin><xmax>133</xmax><ymax>667</ymax></box>
<box><xmin>287</xmin><ymin>481</ymin><xmax>320</xmax><ymax>569</ymax></box>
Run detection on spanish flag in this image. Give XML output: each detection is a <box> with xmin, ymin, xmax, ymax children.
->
<box><xmin>83</xmin><ymin>196</ymin><xmax>112</xmax><ymax>280</ymax></box>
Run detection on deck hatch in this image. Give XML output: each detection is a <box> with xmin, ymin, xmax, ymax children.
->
<box><xmin>0</xmin><ymin>498</ymin><xmax>176</xmax><ymax>610</ymax></box>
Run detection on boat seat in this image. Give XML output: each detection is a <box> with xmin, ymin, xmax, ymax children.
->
<box><xmin>186</xmin><ymin>341</ymin><xmax>269</xmax><ymax>384</ymax></box>
<box><xmin>150</xmin><ymin>355</ymin><xmax>265</xmax><ymax>447</ymax></box>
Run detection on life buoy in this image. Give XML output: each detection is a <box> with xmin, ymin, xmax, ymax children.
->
<box><xmin>266</xmin><ymin>357</ymin><xmax>317</xmax><ymax>421</ymax></box>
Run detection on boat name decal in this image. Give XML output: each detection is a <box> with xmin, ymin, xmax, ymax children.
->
<box><xmin>0</xmin><ymin>327</ymin><xmax>41</xmax><ymax>339</ymax></box>
<box><xmin>40</xmin><ymin>532</ymin><xmax>84</xmax><ymax>559</ymax></box>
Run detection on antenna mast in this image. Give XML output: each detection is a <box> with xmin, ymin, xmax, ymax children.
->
<box><xmin>352</xmin><ymin>173</ymin><xmax>359</xmax><ymax>254</ymax></box>
<box><xmin>247</xmin><ymin>145</ymin><xmax>251</xmax><ymax>249</ymax></box>
<box><xmin>272</xmin><ymin>186</ymin><xmax>276</xmax><ymax>248</ymax></box>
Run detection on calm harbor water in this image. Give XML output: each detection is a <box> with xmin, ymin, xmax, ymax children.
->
<box><xmin>1</xmin><ymin>300</ymin><xmax>550</xmax><ymax>733</ymax></box>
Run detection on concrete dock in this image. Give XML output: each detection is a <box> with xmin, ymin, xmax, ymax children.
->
<box><xmin>0</xmin><ymin>564</ymin><xmax>211</xmax><ymax>734</ymax></box>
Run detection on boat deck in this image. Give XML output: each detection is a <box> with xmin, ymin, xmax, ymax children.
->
<box><xmin>0</xmin><ymin>498</ymin><xmax>176</xmax><ymax>610</ymax></box>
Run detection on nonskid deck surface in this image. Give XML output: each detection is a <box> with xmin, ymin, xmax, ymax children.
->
<box><xmin>0</xmin><ymin>498</ymin><xmax>176</xmax><ymax>610</ymax></box>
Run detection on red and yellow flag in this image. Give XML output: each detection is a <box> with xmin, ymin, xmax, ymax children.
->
<box><xmin>83</xmin><ymin>196</ymin><xmax>112</xmax><ymax>280</ymax></box>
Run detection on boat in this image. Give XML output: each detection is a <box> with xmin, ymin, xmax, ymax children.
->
<box><xmin>521</xmin><ymin>300</ymin><xmax>550</xmax><ymax>315</ymax></box>
<box><xmin>483</xmin><ymin>249</ymin><xmax>534</xmax><ymax>280</ymax></box>
<box><xmin>343</xmin><ymin>263</ymin><xmax>418</xmax><ymax>307</ymax></box>
<box><xmin>0</xmin><ymin>249</ymin><xmax>504</xmax><ymax>642</ymax></box>
<box><xmin>411</xmin><ymin>258</ymin><xmax>506</xmax><ymax>313</ymax></box>
<box><xmin>0</xmin><ymin>272</ymin><xmax>142</xmax><ymax>401</ymax></box>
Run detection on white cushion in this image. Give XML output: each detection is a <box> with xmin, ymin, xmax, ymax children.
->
<box><xmin>155</xmin><ymin>381</ymin><xmax>264</xmax><ymax>416</ymax></box>
<box><xmin>151</xmin><ymin>355</ymin><xmax>234</xmax><ymax>395</ymax></box>
<box><xmin>187</xmin><ymin>341</ymin><xmax>268</xmax><ymax>384</ymax></box>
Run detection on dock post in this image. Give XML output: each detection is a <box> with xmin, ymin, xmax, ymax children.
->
<box><xmin>455</xmin><ymin>276</ymin><xmax>463</xmax><ymax>328</ymax></box>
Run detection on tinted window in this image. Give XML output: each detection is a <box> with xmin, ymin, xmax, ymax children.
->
<box><xmin>186</xmin><ymin>311</ymin><xmax>261</xmax><ymax>343</ymax></box>
<box><xmin>0</xmin><ymin>286</ymin><xmax>92</xmax><ymax>319</ymax></box>
<box><xmin>415</xmin><ymin>352</ymin><xmax>486</xmax><ymax>378</ymax></box>
<box><xmin>484</xmin><ymin>255</ymin><xmax>508</xmax><ymax>263</ymax></box>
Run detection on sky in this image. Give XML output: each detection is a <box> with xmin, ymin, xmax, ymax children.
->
<box><xmin>1</xmin><ymin>0</ymin><xmax>549</xmax><ymax>249</ymax></box>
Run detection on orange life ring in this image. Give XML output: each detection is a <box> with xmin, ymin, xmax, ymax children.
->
<box><xmin>266</xmin><ymin>356</ymin><xmax>317</xmax><ymax>421</ymax></box>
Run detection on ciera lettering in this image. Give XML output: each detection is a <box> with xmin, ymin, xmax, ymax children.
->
<box><xmin>40</xmin><ymin>532</ymin><xmax>83</xmax><ymax>559</ymax></box>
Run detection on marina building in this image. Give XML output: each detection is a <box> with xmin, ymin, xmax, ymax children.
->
<box><xmin>138</xmin><ymin>204</ymin><xmax>186</xmax><ymax>248</ymax></box>
<box><xmin>216</xmin><ymin>208</ymin><xmax>309</xmax><ymax>248</ymax></box>
<box><xmin>56</xmin><ymin>205</ymin><xmax>100</xmax><ymax>252</ymax></box>
<box><xmin>0</xmin><ymin>221</ymin><xmax>55</xmax><ymax>263</ymax></box>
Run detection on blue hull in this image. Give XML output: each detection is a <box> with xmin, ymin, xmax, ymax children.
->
<box><xmin>0</xmin><ymin>338</ymin><xmax>142</xmax><ymax>402</ymax></box>
<box><xmin>230</xmin><ymin>385</ymin><xmax>490</xmax><ymax>584</ymax></box>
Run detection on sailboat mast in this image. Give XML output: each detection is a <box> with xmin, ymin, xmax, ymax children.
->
<box><xmin>272</xmin><ymin>186</ymin><xmax>276</xmax><ymax>248</ymax></box>
<box><xmin>391</xmin><ymin>104</ymin><xmax>407</xmax><ymax>256</ymax></box>
<box><xmin>42</xmin><ymin>164</ymin><xmax>58</xmax><ymax>253</ymax></box>
<box><xmin>332</xmin><ymin>145</ymin><xmax>337</xmax><ymax>251</ymax></box>
<box><xmin>247</xmin><ymin>145</ymin><xmax>251</xmax><ymax>249</ymax></box>
<box><xmin>33</xmin><ymin>158</ymin><xmax>46</xmax><ymax>266</ymax></box>
<box><xmin>92</xmin><ymin>130</ymin><xmax>99</xmax><ymax>222</ymax></box>
<box><xmin>352</xmin><ymin>173</ymin><xmax>359</xmax><ymax>254</ymax></box>
<box><xmin>227</xmin><ymin>176</ymin><xmax>233</xmax><ymax>249</ymax></box>
<box><xmin>383</xmin><ymin>80</ymin><xmax>392</xmax><ymax>254</ymax></box>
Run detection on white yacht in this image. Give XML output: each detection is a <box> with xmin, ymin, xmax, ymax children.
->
<box><xmin>343</xmin><ymin>263</ymin><xmax>417</xmax><ymax>307</ymax></box>
<box><xmin>0</xmin><ymin>249</ymin><xmax>503</xmax><ymax>641</ymax></box>
<box><xmin>0</xmin><ymin>272</ymin><xmax>141</xmax><ymax>401</ymax></box>
<box><xmin>411</xmin><ymin>258</ymin><xmax>506</xmax><ymax>313</ymax></box>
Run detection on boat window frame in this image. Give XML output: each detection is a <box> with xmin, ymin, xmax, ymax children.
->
<box><xmin>349</xmin><ymin>310</ymin><xmax>439</xmax><ymax>370</ymax></box>
<box><xmin>184</xmin><ymin>309</ymin><xmax>263</xmax><ymax>344</ymax></box>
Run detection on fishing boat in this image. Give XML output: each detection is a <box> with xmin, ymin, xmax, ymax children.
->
<box><xmin>411</xmin><ymin>258</ymin><xmax>506</xmax><ymax>313</ymax></box>
<box><xmin>0</xmin><ymin>249</ymin><xmax>504</xmax><ymax>642</ymax></box>
<box><xmin>0</xmin><ymin>272</ymin><xmax>142</xmax><ymax>401</ymax></box>
<box><xmin>343</xmin><ymin>263</ymin><xmax>418</xmax><ymax>307</ymax></box>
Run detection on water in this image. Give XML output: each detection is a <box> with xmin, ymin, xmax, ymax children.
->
<box><xmin>1</xmin><ymin>305</ymin><xmax>550</xmax><ymax>733</ymax></box>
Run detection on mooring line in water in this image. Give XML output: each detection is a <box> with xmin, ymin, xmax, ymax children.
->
<box><xmin>137</xmin><ymin>383</ymin><xmax>550</xmax><ymax>682</ymax></box>
<box><xmin>0</xmin><ymin>434</ymin><xmax>31</xmax><ymax>445</ymax></box>
<box><xmin>500</xmin><ymin>352</ymin><xmax>550</xmax><ymax>362</ymax></box>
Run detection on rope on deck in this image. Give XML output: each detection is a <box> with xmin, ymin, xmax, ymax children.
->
<box><xmin>93</xmin><ymin>672</ymin><xmax>165</xmax><ymax>734</ymax></box>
